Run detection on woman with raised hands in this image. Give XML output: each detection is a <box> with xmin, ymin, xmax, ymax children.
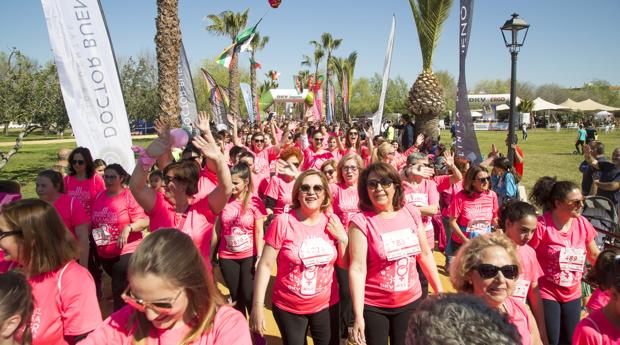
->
<box><xmin>129</xmin><ymin>120</ymin><xmax>232</xmax><ymax>267</ymax></box>
<box><xmin>348</xmin><ymin>163</ymin><xmax>443</xmax><ymax>345</ymax></box>
<box><xmin>264</xmin><ymin>147</ymin><xmax>303</xmax><ymax>217</ymax></box>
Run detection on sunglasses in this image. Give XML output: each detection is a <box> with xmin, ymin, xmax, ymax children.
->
<box><xmin>565</xmin><ymin>198</ymin><xmax>585</xmax><ymax>207</ymax></box>
<box><xmin>367</xmin><ymin>178</ymin><xmax>394</xmax><ymax>190</ymax></box>
<box><xmin>473</xmin><ymin>264</ymin><xmax>519</xmax><ymax>280</ymax></box>
<box><xmin>343</xmin><ymin>165</ymin><xmax>358</xmax><ymax>172</ymax></box>
<box><xmin>348</xmin><ymin>132</ymin><xmax>358</xmax><ymax>136</ymax></box>
<box><xmin>0</xmin><ymin>230</ymin><xmax>22</xmax><ymax>241</ymax></box>
<box><xmin>71</xmin><ymin>160</ymin><xmax>85</xmax><ymax>166</ymax></box>
<box><xmin>163</xmin><ymin>175</ymin><xmax>185</xmax><ymax>184</ymax></box>
<box><xmin>476</xmin><ymin>177</ymin><xmax>491</xmax><ymax>183</ymax></box>
<box><xmin>314</xmin><ymin>137</ymin><xmax>324</xmax><ymax>142</ymax></box>
<box><xmin>103</xmin><ymin>175</ymin><xmax>118</xmax><ymax>180</ymax></box>
<box><xmin>121</xmin><ymin>287</ymin><xmax>183</xmax><ymax>315</ymax></box>
<box><xmin>299</xmin><ymin>184</ymin><xmax>325</xmax><ymax>194</ymax></box>
<box><xmin>323</xmin><ymin>169</ymin><xmax>335</xmax><ymax>175</ymax></box>
<box><xmin>253</xmin><ymin>139</ymin><xmax>265</xmax><ymax>143</ymax></box>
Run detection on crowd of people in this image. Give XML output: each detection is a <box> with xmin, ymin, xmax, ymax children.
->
<box><xmin>0</xmin><ymin>111</ymin><xmax>618</xmax><ymax>345</ymax></box>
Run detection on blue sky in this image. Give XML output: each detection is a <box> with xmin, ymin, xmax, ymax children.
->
<box><xmin>1</xmin><ymin>1</ymin><xmax>619</xmax><ymax>90</ymax></box>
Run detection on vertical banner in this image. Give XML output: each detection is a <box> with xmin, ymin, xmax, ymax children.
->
<box><xmin>41</xmin><ymin>0</ymin><xmax>134</xmax><ymax>171</ymax></box>
<box><xmin>455</xmin><ymin>0</ymin><xmax>482</xmax><ymax>164</ymax></box>
<box><xmin>327</xmin><ymin>82</ymin><xmax>335</xmax><ymax>124</ymax></box>
<box><xmin>201</xmin><ymin>68</ymin><xmax>228</xmax><ymax>131</ymax></box>
<box><xmin>314</xmin><ymin>88</ymin><xmax>323</xmax><ymax>121</ymax></box>
<box><xmin>342</xmin><ymin>72</ymin><xmax>349</xmax><ymax>121</ymax></box>
<box><xmin>178</xmin><ymin>40</ymin><xmax>198</xmax><ymax>135</ymax></box>
<box><xmin>372</xmin><ymin>15</ymin><xmax>396</xmax><ymax>135</ymax></box>
<box><xmin>239</xmin><ymin>83</ymin><xmax>255</xmax><ymax>123</ymax></box>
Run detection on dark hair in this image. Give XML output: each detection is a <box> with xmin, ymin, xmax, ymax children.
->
<box><xmin>104</xmin><ymin>163</ymin><xmax>130</xmax><ymax>185</ymax></box>
<box><xmin>591</xmin><ymin>141</ymin><xmax>605</xmax><ymax>155</ymax></box>
<box><xmin>93</xmin><ymin>159</ymin><xmax>107</xmax><ymax>170</ymax></box>
<box><xmin>230</xmin><ymin>162</ymin><xmax>253</xmax><ymax>211</ymax></box>
<box><xmin>162</xmin><ymin>161</ymin><xmax>200</xmax><ymax>196</ymax></box>
<box><xmin>0</xmin><ymin>271</ymin><xmax>34</xmax><ymax>345</ymax></box>
<box><xmin>182</xmin><ymin>143</ymin><xmax>201</xmax><ymax>158</ymax></box>
<box><xmin>358</xmin><ymin>163</ymin><xmax>404</xmax><ymax>212</ymax></box>
<box><xmin>229</xmin><ymin>146</ymin><xmax>247</xmax><ymax>162</ymax></box>
<box><xmin>585</xmin><ymin>249</ymin><xmax>618</xmax><ymax>290</ymax></box>
<box><xmin>238</xmin><ymin>151</ymin><xmax>256</xmax><ymax>163</ymax></box>
<box><xmin>498</xmin><ymin>200</ymin><xmax>537</xmax><ymax>230</ymax></box>
<box><xmin>68</xmin><ymin>147</ymin><xmax>96</xmax><ymax>178</ymax></box>
<box><xmin>148</xmin><ymin>170</ymin><xmax>163</xmax><ymax>180</ymax></box>
<box><xmin>406</xmin><ymin>293</ymin><xmax>521</xmax><ymax>345</ymax></box>
<box><xmin>36</xmin><ymin>170</ymin><xmax>64</xmax><ymax>193</ymax></box>
<box><xmin>463</xmin><ymin>165</ymin><xmax>489</xmax><ymax>196</ymax></box>
<box><xmin>529</xmin><ymin>176</ymin><xmax>579</xmax><ymax>211</ymax></box>
<box><xmin>492</xmin><ymin>156</ymin><xmax>521</xmax><ymax>183</ymax></box>
<box><xmin>0</xmin><ymin>180</ymin><xmax>21</xmax><ymax>194</ymax></box>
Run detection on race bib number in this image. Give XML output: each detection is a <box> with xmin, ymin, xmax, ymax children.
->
<box><xmin>299</xmin><ymin>237</ymin><xmax>335</xmax><ymax>268</ymax></box>
<box><xmin>559</xmin><ymin>271</ymin><xmax>578</xmax><ymax>287</ymax></box>
<box><xmin>512</xmin><ymin>278</ymin><xmax>530</xmax><ymax>303</ymax></box>
<box><xmin>559</xmin><ymin>247</ymin><xmax>586</xmax><ymax>272</ymax></box>
<box><xmin>466</xmin><ymin>219</ymin><xmax>492</xmax><ymax>238</ymax></box>
<box><xmin>92</xmin><ymin>225</ymin><xmax>113</xmax><ymax>246</ymax></box>
<box><xmin>406</xmin><ymin>193</ymin><xmax>428</xmax><ymax>207</ymax></box>
<box><xmin>381</xmin><ymin>228</ymin><xmax>421</xmax><ymax>261</ymax></box>
<box><xmin>224</xmin><ymin>228</ymin><xmax>252</xmax><ymax>253</ymax></box>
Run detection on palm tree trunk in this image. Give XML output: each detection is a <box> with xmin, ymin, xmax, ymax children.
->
<box><xmin>228</xmin><ymin>52</ymin><xmax>240</xmax><ymax>120</ymax></box>
<box><xmin>250</xmin><ymin>52</ymin><xmax>257</xmax><ymax>122</ymax></box>
<box><xmin>415</xmin><ymin>112</ymin><xmax>440</xmax><ymax>140</ymax></box>
<box><xmin>155</xmin><ymin>0</ymin><xmax>180</xmax><ymax>127</ymax></box>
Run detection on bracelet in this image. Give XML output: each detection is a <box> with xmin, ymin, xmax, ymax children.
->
<box><xmin>132</xmin><ymin>146</ymin><xmax>156</xmax><ymax>171</ymax></box>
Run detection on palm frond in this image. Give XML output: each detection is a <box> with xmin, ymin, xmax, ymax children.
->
<box><xmin>408</xmin><ymin>0</ymin><xmax>453</xmax><ymax>72</ymax></box>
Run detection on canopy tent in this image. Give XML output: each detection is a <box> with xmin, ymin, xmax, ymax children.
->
<box><xmin>558</xmin><ymin>98</ymin><xmax>582</xmax><ymax>111</ymax></box>
<box><xmin>496</xmin><ymin>97</ymin><xmax>566</xmax><ymax>112</ymax></box>
<box><xmin>595</xmin><ymin>110</ymin><xmax>613</xmax><ymax>118</ymax></box>
<box><xmin>575</xmin><ymin>99</ymin><xmax>620</xmax><ymax>112</ymax></box>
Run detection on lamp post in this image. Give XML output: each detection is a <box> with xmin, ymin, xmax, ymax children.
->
<box><xmin>501</xmin><ymin>13</ymin><xmax>529</xmax><ymax>164</ymax></box>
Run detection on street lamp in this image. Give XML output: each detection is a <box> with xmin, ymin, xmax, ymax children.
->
<box><xmin>500</xmin><ymin>13</ymin><xmax>529</xmax><ymax>164</ymax></box>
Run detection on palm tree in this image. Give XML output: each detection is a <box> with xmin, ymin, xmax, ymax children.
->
<box><xmin>517</xmin><ymin>98</ymin><xmax>534</xmax><ymax>128</ymax></box>
<box><xmin>406</xmin><ymin>0</ymin><xmax>453</xmax><ymax>139</ymax></box>
<box><xmin>312</xmin><ymin>33</ymin><xmax>341</xmax><ymax>122</ymax></box>
<box><xmin>249</xmin><ymin>33</ymin><xmax>269</xmax><ymax>115</ymax></box>
<box><xmin>155</xmin><ymin>0</ymin><xmax>181</xmax><ymax>126</ymax></box>
<box><xmin>205</xmin><ymin>9</ymin><xmax>249</xmax><ymax>120</ymax></box>
<box><xmin>331</xmin><ymin>51</ymin><xmax>357</xmax><ymax>123</ymax></box>
<box><xmin>303</xmin><ymin>45</ymin><xmax>325</xmax><ymax>83</ymax></box>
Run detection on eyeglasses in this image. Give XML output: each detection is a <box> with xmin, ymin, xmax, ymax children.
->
<box><xmin>121</xmin><ymin>287</ymin><xmax>183</xmax><ymax>315</ymax></box>
<box><xmin>476</xmin><ymin>177</ymin><xmax>491</xmax><ymax>184</ymax></box>
<box><xmin>473</xmin><ymin>264</ymin><xmax>519</xmax><ymax>280</ymax></box>
<box><xmin>0</xmin><ymin>230</ymin><xmax>22</xmax><ymax>241</ymax></box>
<box><xmin>103</xmin><ymin>175</ymin><xmax>118</xmax><ymax>180</ymax></box>
<box><xmin>348</xmin><ymin>132</ymin><xmax>358</xmax><ymax>136</ymax></box>
<box><xmin>299</xmin><ymin>184</ymin><xmax>325</xmax><ymax>194</ymax></box>
<box><xmin>367</xmin><ymin>178</ymin><xmax>394</xmax><ymax>190</ymax></box>
<box><xmin>163</xmin><ymin>175</ymin><xmax>185</xmax><ymax>184</ymax></box>
<box><xmin>323</xmin><ymin>169</ymin><xmax>335</xmax><ymax>175</ymax></box>
<box><xmin>343</xmin><ymin>166</ymin><xmax>359</xmax><ymax>172</ymax></box>
<box><xmin>71</xmin><ymin>160</ymin><xmax>85</xmax><ymax>166</ymax></box>
<box><xmin>253</xmin><ymin>139</ymin><xmax>264</xmax><ymax>143</ymax></box>
<box><xmin>565</xmin><ymin>198</ymin><xmax>585</xmax><ymax>207</ymax></box>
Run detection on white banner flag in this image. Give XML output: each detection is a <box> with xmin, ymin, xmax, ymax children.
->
<box><xmin>41</xmin><ymin>0</ymin><xmax>135</xmax><ymax>171</ymax></box>
<box><xmin>373</xmin><ymin>15</ymin><xmax>396</xmax><ymax>136</ymax></box>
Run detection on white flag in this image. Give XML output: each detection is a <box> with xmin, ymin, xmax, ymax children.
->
<box><xmin>373</xmin><ymin>15</ymin><xmax>396</xmax><ymax>136</ymax></box>
<box><xmin>41</xmin><ymin>0</ymin><xmax>135</xmax><ymax>171</ymax></box>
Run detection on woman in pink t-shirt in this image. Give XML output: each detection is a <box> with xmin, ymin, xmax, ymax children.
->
<box><xmin>450</xmin><ymin>233</ymin><xmax>543</xmax><ymax>345</ymax></box>
<box><xmin>81</xmin><ymin>229</ymin><xmax>252</xmax><ymax>345</ymax></box>
<box><xmin>63</xmin><ymin>147</ymin><xmax>106</xmax><ymax>218</ymax></box>
<box><xmin>499</xmin><ymin>200</ymin><xmax>548</xmax><ymax>344</ymax></box>
<box><xmin>336</xmin><ymin>127</ymin><xmax>372</xmax><ymax>165</ymax></box>
<box><xmin>91</xmin><ymin>164</ymin><xmax>149</xmax><ymax>311</ymax></box>
<box><xmin>129</xmin><ymin>124</ymin><xmax>232</xmax><ymax>266</ymax></box>
<box><xmin>0</xmin><ymin>199</ymin><xmax>102</xmax><ymax>344</ymax></box>
<box><xmin>583</xmin><ymin>249</ymin><xmax>618</xmax><ymax>314</ymax></box>
<box><xmin>348</xmin><ymin>163</ymin><xmax>443</xmax><ymax>345</ymax></box>
<box><xmin>0</xmin><ymin>271</ymin><xmax>34</xmax><ymax>345</ymax></box>
<box><xmin>327</xmin><ymin>135</ymin><xmax>342</xmax><ymax>162</ymax></box>
<box><xmin>529</xmin><ymin>177</ymin><xmax>600</xmax><ymax>345</ymax></box>
<box><xmin>251</xmin><ymin>170</ymin><xmax>348</xmax><ymax>345</ymax></box>
<box><xmin>36</xmin><ymin>169</ymin><xmax>90</xmax><ymax>268</ymax></box>
<box><xmin>265</xmin><ymin>147</ymin><xmax>303</xmax><ymax>217</ymax></box>
<box><xmin>320</xmin><ymin>159</ymin><xmax>338</xmax><ymax>185</ymax></box>
<box><xmin>212</xmin><ymin>163</ymin><xmax>266</xmax><ymax>319</ymax></box>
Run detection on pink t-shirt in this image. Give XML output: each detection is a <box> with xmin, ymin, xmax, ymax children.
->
<box><xmin>504</xmin><ymin>296</ymin><xmax>533</xmax><ymax>345</ymax></box>
<box><xmin>265</xmin><ymin>212</ymin><xmax>339</xmax><ymax>314</ymax></box>
<box><xmin>449</xmin><ymin>190</ymin><xmax>498</xmax><ymax>244</ymax></box>
<box><xmin>0</xmin><ymin>251</ymin><xmax>17</xmax><ymax>274</ymax></box>
<box><xmin>80</xmin><ymin>305</ymin><xmax>251</xmax><ymax>345</ymax></box>
<box><xmin>264</xmin><ymin>175</ymin><xmax>295</xmax><ymax>215</ymax></box>
<box><xmin>193</xmin><ymin>167</ymin><xmax>218</xmax><ymax>203</ymax></box>
<box><xmin>29</xmin><ymin>261</ymin><xmax>102</xmax><ymax>345</ymax></box>
<box><xmin>330</xmin><ymin>183</ymin><xmax>360</xmax><ymax>229</ymax></box>
<box><xmin>349</xmin><ymin>204</ymin><xmax>424</xmax><ymax>308</ymax></box>
<box><xmin>91</xmin><ymin>189</ymin><xmax>147</xmax><ymax>258</ymax></box>
<box><xmin>253</xmin><ymin>146</ymin><xmax>280</xmax><ymax>176</ymax></box>
<box><xmin>52</xmin><ymin>194</ymin><xmax>89</xmax><ymax>237</ymax></box>
<box><xmin>434</xmin><ymin>175</ymin><xmax>463</xmax><ymax>218</ymax></box>
<box><xmin>63</xmin><ymin>174</ymin><xmax>105</xmax><ymax>217</ymax></box>
<box><xmin>528</xmin><ymin>212</ymin><xmax>596</xmax><ymax>302</ymax></box>
<box><xmin>218</xmin><ymin>197</ymin><xmax>266</xmax><ymax>259</ymax></box>
<box><xmin>587</xmin><ymin>289</ymin><xmax>612</xmax><ymax>312</ymax></box>
<box><xmin>329</xmin><ymin>149</ymin><xmax>342</xmax><ymax>161</ymax></box>
<box><xmin>403</xmin><ymin>179</ymin><xmax>439</xmax><ymax>250</ymax></box>
<box><xmin>148</xmin><ymin>193</ymin><xmax>216</xmax><ymax>263</ymax></box>
<box><xmin>302</xmin><ymin>148</ymin><xmax>334</xmax><ymax>171</ymax></box>
<box><xmin>512</xmin><ymin>244</ymin><xmax>544</xmax><ymax>304</ymax></box>
<box><xmin>573</xmin><ymin>308</ymin><xmax>620</xmax><ymax>345</ymax></box>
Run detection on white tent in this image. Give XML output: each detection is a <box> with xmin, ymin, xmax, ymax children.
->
<box><xmin>558</xmin><ymin>98</ymin><xmax>582</xmax><ymax>111</ymax></box>
<box><xmin>575</xmin><ymin>99</ymin><xmax>620</xmax><ymax>112</ymax></box>
<box><xmin>595</xmin><ymin>110</ymin><xmax>612</xmax><ymax>118</ymax></box>
<box><xmin>531</xmin><ymin>97</ymin><xmax>567</xmax><ymax>111</ymax></box>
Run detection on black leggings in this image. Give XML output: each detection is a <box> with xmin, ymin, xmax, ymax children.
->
<box><xmin>416</xmin><ymin>262</ymin><xmax>429</xmax><ymax>299</ymax></box>
<box><xmin>99</xmin><ymin>253</ymin><xmax>131</xmax><ymax>311</ymax></box>
<box><xmin>575</xmin><ymin>140</ymin><xmax>585</xmax><ymax>154</ymax></box>
<box><xmin>272</xmin><ymin>304</ymin><xmax>339</xmax><ymax>345</ymax></box>
<box><xmin>363</xmin><ymin>299</ymin><xmax>421</xmax><ymax>345</ymax></box>
<box><xmin>335</xmin><ymin>266</ymin><xmax>353</xmax><ymax>338</ymax></box>
<box><xmin>219</xmin><ymin>256</ymin><xmax>256</xmax><ymax>316</ymax></box>
<box><xmin>542</xmin><ymin>298</ymin><xmax>581</xmax><ymax>345</ymax></box>
<box><xmin>88</xmin><ymin>236</ymin><xmax>103</xmax><ymax>299</ymax></box>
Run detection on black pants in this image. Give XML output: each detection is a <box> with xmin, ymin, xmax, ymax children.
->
<box><xmin>272</xmin><ymin>304</ymin><xmax>339</xmax><ymax>345</ymax></box>
<box><xmin>575</xmin><ymin>140</ymin><xmax>585</xmax><ymax>154</ymax></box>
<box><xmin>88</xmin><ymin>236</ymin><xmax>103</xmax><ymax>299</ymax></box>
<box><xmin>99</xmin><ymin>253</ymin><xmax>131</xmax><ymax>311</ymax></box>
<box><xmin>219</xmin><ymin>256</ymin><xmax>256</xmax><ymax>316</ymax></box>
<box><xmin>364</xmin><ymin>299</ymin><xmax>421</xmax><ymax>345</ymax></box>
<box><xmin>542</xmin><ymin>298</ymin><xmax>581</xmax><ymax>345</ymax></box>
<box><xmin>335</xmin><ymin>266</ymin><xmax>353</xmax><ymax>338</ymax></box>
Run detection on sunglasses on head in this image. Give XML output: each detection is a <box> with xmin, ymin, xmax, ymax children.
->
<box><xmin>121</xmin><ymin>287</ymin><xmax>182</xmax><ymax>315</ymax></box>
<box><xmin>299</xmin><ymin>184</ymin><xmax>325</xmax><ymax>194</ymax></box>
<box><xmin>474</xmin><ymin>263</ymin><xmax>519</xmax><ymax>280</ymax></box>
<box><xmin>0</xmin><ymin>229</ymin><xmax>22</xmax><ymax>241</ymax></box>
<box><xmin>367</xmin><ymin>177</ymin><xmax>394</xmax><ymax>190</ymax></box>
<box><xmin>71</xmin><ymin>159</ymin><xmax>85</xmax><ymax>165</ymax></box>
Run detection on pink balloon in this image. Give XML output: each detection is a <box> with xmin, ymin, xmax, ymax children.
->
<box><xmin>170</xmin><ymin>128</ymin><xmax>189</xmax><ymax>148</ymax></box>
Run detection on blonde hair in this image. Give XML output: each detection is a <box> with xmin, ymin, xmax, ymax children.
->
<box><xmin>290</xmin><ymin>170</ymin><xmax>332</xmax><ymax>212</ymax></box>
<box><xmin>372</xmin><ymin>142</ymin><xmax>394</xmax><ymax>164</ymax></box>
<box><xmin>336</xmin><ymin>154</ymin><xmax>364</xmax><ymax>185</ymax></box>
<box><xmin>449</xmin><ymin>233</ymin><xmax>520</xmax><ymax>293</ymax></box>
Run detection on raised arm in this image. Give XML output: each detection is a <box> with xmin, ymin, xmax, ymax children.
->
<box><xmin>444</xmin><ymin>149</ymin><xmax>463</xmax><ymax>184</ymax></box>
<box><xmin>228</xmin><ymin>114</ymin><xmax>242</xmax><ymax>147</ymax></box>
<box><xmin>192</xmin><ymin>135</ymin><xmax>233</xmax><ymax>214</ymax></box>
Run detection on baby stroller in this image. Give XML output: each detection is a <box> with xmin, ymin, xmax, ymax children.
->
<box><xmin>581</xmin><ymin>196</ymin><xmax>620</xmax><ymax>251</ymax></box>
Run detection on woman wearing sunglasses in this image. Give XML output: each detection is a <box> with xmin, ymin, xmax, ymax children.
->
<box><xmin>450</xmin><ymin>233</ymin><xmax>543</xmax><ymax>345</ymax></box>
<box><xmin>529</xmin><ymin>176</ymin><xmax>600</xmax><ymax>345</ymax></box>
<box><xmin>64</xmin><ymin>147</ymin><xmax>105</xmax><ymax>217</ymax></box>
<box><xmin>336</xmin><ymin>127</ymin><xmax>372</xmax><ymax>166</ymax></box>
<box><xmin>91</xmin><ymin>164</ymin><xmax>149</xmax><ymax>312</ymax></box>
<box><xmin>301</xmin><ymin>130</ymin><xmax>334</xmax><ymax>171</ymax></box>
<box><xmin>251</xmin><ymin>170</ymin><xmax>348</xmax><ymax>345</ymax></box>
<box><xmin>80</xmin><ymin>229</ymin><xmax>251</xmax><ymax>344</ymax></box>
<box><xmin>447</xmin><ymin>165</ymin><xmax>499</xmax><ymax>266</ymax></box>
<box><xmin>265</xmin><ymin>147</ymin><xmax>303</xmax><ymax>217</ymax></box>
<box><xmin>320</xmin><ymin>160</ymin><xmax>338</xmax><ymax>184</ymax></box>
<box><xmin>348</xmin><ymin>163</ymin><xmax>443</xmax><ymax>345</ymax></box>
<box><xmin>0</xmin><ymin>199</ymin><xmax>102</xmax><ymax>344</ymax></box>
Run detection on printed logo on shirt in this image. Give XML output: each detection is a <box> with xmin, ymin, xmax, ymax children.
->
<box><xmin>92</xmin><ymin>224</ymin><xmax>116</xmax><ymax>246</ymax></box>
<box><xmin>512</xmin><ymin>278</ymin><xmax>530</xmax><ymax>304</ymax></box>
<box><xmin>405</xmin><ymin>192</ymin><xmax>428</xmax><ymax>207</ymax></box>
<box><xmin>30</xmin><ymin>307</ymin><xmax>42</xmax><ymax>338</ymax></box>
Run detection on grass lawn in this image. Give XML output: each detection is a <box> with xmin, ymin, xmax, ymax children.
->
<box><xmin>1</xmin><ymin>129</ymin><xmax>619</xmax><ymax>198</ymax></box>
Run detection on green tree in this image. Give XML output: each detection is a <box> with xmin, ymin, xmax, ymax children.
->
<box><xmin>193</xmin><ymin>59</ymin><xmax>250</xmax><ymax>118</ymax></box>
<box><xmin>535</xmin><ymin>83</ymin><xmax>569</xmax><ymax>104</ymax></box>
<box><xmin>350</xmin><ymin>77</ymin><xmax>377</xmax><ymax>117</ymax></box>
<box><xmin>435</xmin><ymin>70</ymin><xmax>456</xmax><ymax>113</ymax></box>
<box><xmin>312</xmin><ymin>33</ymin><xmax>342</xmax><ymax>123</ymax></box>
<box><xmin>119</xmin><ymin>55</ymin><xmax>159</xmax><ymax>125</ymax></box>
<box><xmin>206</xmin><ymin>9</ymin><xmax>249</xmax><ymax>120</ymax></box>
